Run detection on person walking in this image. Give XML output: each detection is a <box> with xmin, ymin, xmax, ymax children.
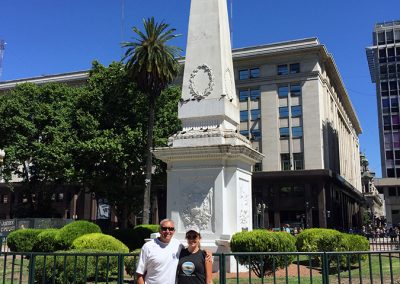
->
<box><xmin>177</xmin><ymin>229</ymin><xmax>213</xmax><ymax>284</ymax></box>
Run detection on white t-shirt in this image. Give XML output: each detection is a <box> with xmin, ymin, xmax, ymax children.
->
<box><xmin>136</xmin><ymin>238</ymin><xmax>184</xmax><ymax>284</ymax></box>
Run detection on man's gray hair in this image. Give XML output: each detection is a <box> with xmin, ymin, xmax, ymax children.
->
<box><xmin>159</xmin><ymin>219</ymin><xmax>175</xmax><ymax>227</ymax></box>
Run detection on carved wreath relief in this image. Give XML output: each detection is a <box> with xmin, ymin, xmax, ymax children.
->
<box><xmin>181</xmin><ymin>187</ymin><xmax>214</xmax><ymax>231</ymax></box>
<box><xmin>188</xmin><ymin>64</ymin><xmax>215</xmax><ymax>101</ymax></box>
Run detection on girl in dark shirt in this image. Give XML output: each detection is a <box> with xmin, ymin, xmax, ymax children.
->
<box><xmin>177</xmin><ymin>230</ymin><xmax>212</xmax><ymax>284</ymax></box>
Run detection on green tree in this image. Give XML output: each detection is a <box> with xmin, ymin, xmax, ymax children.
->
<box><xmin>122</xmin><ymin>17</ymin><xmax>181</xmax><ymax>224</ymax></box>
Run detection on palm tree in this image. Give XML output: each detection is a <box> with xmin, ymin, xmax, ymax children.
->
<box><xmin>122</xmin><ymin>17</ymin><xmax>181</xmax><ymax>224</ymax></box>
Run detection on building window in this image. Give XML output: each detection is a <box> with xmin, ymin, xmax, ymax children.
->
<box><xmin>278</xmin><ymin>86</ymin><xmax>289</xmax><ymax>98</ymax></box>
<box><xmin>385</xmin><ymin>133</ymin><xmax>392</xmax><ymax>149</ymax></box>
<box><xmin>251</xmin><ymin>109</ymin><xmax>261</xmax><ymax>120</ymax></box>
<box><xmin>239</xmin><ymin>69</ymin><xmax>249</xmax><ymax>80</ymax></box>
<box><xmin>281</xmin><ymin>154</ymin><xmax>290</xmax><ymax>170</ymax></box>
<box><xmin>386</xmin><ymin>150</ymin><xmax>394</xmax><ymax>160</ymax></box>
<box><xmin>277</xmin><ymin>64</ymin><xmax>288</xmax><ymax>75</ymax></box>
<box><xmin>377</xmin><ymin>32</ymin><xmax>385</xmax><ymax>45</ymax></box>
<box><xmin>291</xmin><ymin>105</ymin><xmax>302</xmax><ymax>117</ymax></box>
<box><xmin>277</xmin><ymin>63</ymin><xmax>300</xmax><ymax>75</ymax></box>
<box><xmin>387</xmin><ymin>30</ymin><xmax>394</xmax><ymax>44</ymax></box>
<box><xmin>240</xmin><ymin>110</ymin><xmax>248</xmax><ymax>122</ymax></box>
<box><xmin>290</xmin><ymin>63</ymin><xmax>300</xmax><ymax>74</ymax></box>
<box><xmin>240</xmin><ymin>130</ymin><xmax>249</xmax><ymax>137</ymax></box>
<box><xmin>391</xmin><ymin>98</ymin><xmax>399</xmax><ymax>112</ymax></box>
<box><xmin>395</xmin><ymin>29</ymin><xmax>400</xmax><ymax>43</ymax></box>
<box><xmin>383</xmin><ymin>98</ymin><xmax>390</xmax><ymax>113</ymax></box>
<box><xmin>389</xmin><ymin>187</ymin><xmax>397</xmax><ymax>196</ymax></box>
<box><xmin>292</xmin><ymin>127</ymin><xmax>303</xmax><ymax>138</ymax></box>
<box><xmin>392</xmin><ymin>115</ymin><xmax>400</xmax><ymax>130</ymax></box>
<box><xmin>293</xmin><ymin>153</ymin><xmax>304</xmax><ymax>170</ymax></box>
<box><xmin>254</xmin><ymin>163</ymin><xmax>262</xmax><ymax>172</ymax></box>
<box><xmin>290</xmin><ymin>84</ymin><xmax>301</xmax><ymax>96</ymax></box>
<box><xmin>239</xmin><ymin>68</ymin><xmax>260</xmax><ymax>80</ymax></box>
<box><xmin>250</xmin><ymin>89</ymin><xmax>261</xmax><ymax>100</ymax></box>
<box><xmin>384</xmin><ymin>115</ymin><xmax>391</xmax><ymax>130</ymax></box>
<box><xmin>387</xmin><ymin>168</ymin><xmax>395</xmax><ymax>177</ymax></box>
<box><xmin>279</xmin><ymin>107</ymin><xmax>289</xmax><ymax>118</ymax></box>
<box><xmin>239</xmin><ymin>90</ymin><xmax>249</xmax><ymax>101</ymax></box>
<box><xmin>394</xmin><ymin>133</ymin><xmax>400</xmax><ymax>148</ymax></box>
<box><xmin>1</xmin><ymin>195</ymin><xmax>8</xmax><ymax>204</ymax></box>
<box><xmin>280</xmin><ymin>127</ymin><xmax>290</xmax><ymax>138</ymax></box>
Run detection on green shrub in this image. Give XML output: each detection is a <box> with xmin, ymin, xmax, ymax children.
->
<box><xmin>71</xmin><ymin>233</ymin><xmax>129</xmax><ymax>253</ymax></box>
<box><xmin>32</xmin><ymin>229</ymin><xmax>60</xmax><ymax>252</ymax></box>
<box><xmin>296</xmin><ymin>228</ymin><xmax>343</xmax><ymax>253</ymax></box>
<box><xmin>56</xmin><ymin>221</ymin><xmax>101</xmax><ymax>249</ymax></box>
<box><xmin>231</xmin><ymin>230</ymin><xmax>297</xmax><ymax>277</ymax></box>
<box><xmin>110</xmin><ymin>224</ymin><xmax>159</xmax><ymax>251</ymax></box>
<box><xmin>7</xmin><ymin>229</ymin><xmax>44</xmax><ymax>252</ymax></box>
<box><xmin>33</xmin><ymin>250</ymin><xmax>121</xmax><ymax>283</ymax></box>
<box><xmin>124</xmin><ymin>250</ymin><xmax>140</xmax><ymax>278</ymax></box>
<box><xmin>337</xmin><ymin>233</ymin><xmax>370</xmax><ymax>266</ymax></box>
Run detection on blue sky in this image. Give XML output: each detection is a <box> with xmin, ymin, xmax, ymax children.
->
<box><xmin>1</xmin><ymin>0</ymin><xmax>400</xmax><ymax>177</ymax></box>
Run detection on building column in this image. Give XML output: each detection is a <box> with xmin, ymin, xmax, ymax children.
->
<box><xmin>274</xmin><ymin>211</ymin><xmax>280</xmax><ymax>229</ymax></box>
<box><xmin>317</xmin><ymin>183</ymin><xmax>327</xmax><ymax>228</ymax></box>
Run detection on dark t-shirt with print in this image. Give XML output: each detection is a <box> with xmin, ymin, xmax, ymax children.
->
<box><xmin>177</xmin><ymin>248</ymin><xmax>206</xmax><ymax>284</ymax></box>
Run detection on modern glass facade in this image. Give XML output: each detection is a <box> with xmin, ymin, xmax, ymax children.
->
<box><xmin>367</xmin><ymin>21</ymin><xmax>400</xmax><ymax>177</ymax></box>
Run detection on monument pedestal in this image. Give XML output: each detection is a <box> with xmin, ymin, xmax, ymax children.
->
<box><xmin>155</xmin><ymin>130</ymin><xmax>263</xmax><ymax>272</ymax></box>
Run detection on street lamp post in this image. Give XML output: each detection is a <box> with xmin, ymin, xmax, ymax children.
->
<box><xmin>0</xmin><ymin>149</ymin><xmax>5</xmax><ymax>183</ymax></box>
<box><xmin>257</xmin><ymin>202</ymin><xmax>266</xmax><ymax>228</ymax></box>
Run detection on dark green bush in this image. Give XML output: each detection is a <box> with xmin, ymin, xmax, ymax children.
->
<box><xmin>336</xmin><ymin>233</ymin><xmax>370</xmax><ymax>267</ymax></box>
<box><xmin>71</xmin><ymin>233</ymin><xmax>129</xmax><ymax>253</ymax></box>
<box><xmin>56</xmin><ymin>221</ymin><xmax>101</xmax><ymax>249</ymax></box>
<box><xmin>231</xmin><ymin>230</ymin><xmax>297</xmax><ymax>277</ymax></box>
<box><xmin>32</xmin><ymin>229</ymin><xmax>60</xmax><ymax>252</ymax></box>
<box><xmin>7</xmin><ymin>229</ymin><xmax>44</xmax><ymax>252</ymax></box>
<box><xmin>110</xmin><ymin>224</ymin><xmax>159</xmax><ymax>251</ymax></box>
<box><xmin>33</xmin><ymin>250</ymin><xmax>121</xmax><ymax>283</ymax></box>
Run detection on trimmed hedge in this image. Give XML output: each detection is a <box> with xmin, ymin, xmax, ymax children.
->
<box><xmin>32</xmin><ymin>229</ymin><xmax>60</xmax><ymax>252</ymax></box>
<box><xmin>231</xmin><ymin>230</ymin><xmax>297</xmax><ymax>277</ymax></box>
<box><xmin>296</xmin><ymin>228</ymin><xmax>343</xmax><ymax>253</ymax></box>
<box><xmin>7</xmin><ymin>229</ymin><xmax>44</xmax><ymax>252</ymax></box>
<box><xmin>296</xmin><ymin>228</ymin><xmax>370</xmax><ymax>267</ymax></box>
<box><xmin>56</xmin><ymin>221</ymin><xmax>101</xmax><ymax>249</ymax></box>
<box><xmin>71</xmin><ymin>233</ymin><xmax>129</xmax><ymax>253</ymax></box>
<box><xmin>110</xmin><ymin>224</ymin><xmax>159</xmax><ymax>251</ymax></box>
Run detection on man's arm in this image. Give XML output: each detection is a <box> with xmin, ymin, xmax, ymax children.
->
<box><xmin>205</xmin><ymin>251</ymin><xmax>213</xmax><ymax>284</ymax></box>
<box><xmin>137</xmin><ymin>273</ymin><xmax>145</xmax><ymax>284</ymax></box>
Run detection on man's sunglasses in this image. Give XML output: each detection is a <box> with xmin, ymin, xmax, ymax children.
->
<box><xmin>160</xmin><ymin>226</ymin><xmax>175</xmax><ymax>231</ymax></box>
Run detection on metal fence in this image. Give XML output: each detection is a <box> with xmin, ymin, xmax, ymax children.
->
<box><xmin>0</xmin><ymin>250</ymin><xmax>399</xmax><ymax>284</ymax></box>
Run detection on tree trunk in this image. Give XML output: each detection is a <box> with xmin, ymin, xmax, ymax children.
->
<box><xmin>142</xmin><ymin>95</ymin><xmax>155</xmax><ymax>224</ymax></box>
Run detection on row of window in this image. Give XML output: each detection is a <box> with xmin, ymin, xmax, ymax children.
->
<box><xmin>387</xmin><ymin>186</ymin><xmax>400</xmax><ymax>197</ymax></box>
<box><xmin>240</xmin><ymin>129</ymin><xmax>261</xmax><ymax>141</ymax></box>
<box><xmin>379</xmin><ymin>63</ymin><xmax>400</xmax><ymax>75</ymax></box>
<box><xmin>384</xmin><ymin>133</ymin><xmax>400</xmax><ymax>149</ymax></box>
<box><xmin>382</xmin><ymin>98</ymin><xmax>399</xmax><ymax>113</ymax></box>
<box><xmin>278</xmin><ymin>84</ymin><xmax>301</xmax><ymax>97</ymax></box>
<box><xmin>238</xmin><ymin>63</ymin><xmax>300</xmax><ymax>80</ymax></box>
<box><xmin>378</xmin><ymin>46</ymin><xmax>400</xmax><ymax>63</ymax></box>
<box><xmin>239</xmin><ymin>89</ymin><xmax>260</xmax><ymax>101</ymax></box>
<box><xmin>240</xmin><ymin>109</ymin><xmax>261</xmax><ymax>121</ymax></box>
<box><xmin>0</xmin><ymin>193</ymin><xmax>66</xmax><ymax>204</ymax></box>
<box><xmin>281</xmin><ymin>153</ymin><xmax>304</xmax><ymax>171</ymax></box>
<box><xmin>381</xmin><ymin>80</ymin><xmax>399</xmax><ymax>97</ymax></box>
<box><xmin>385</xmin><ymin>150</ymin><xmax>400</xmax><ymax>161</ymax></box>
<box><xmin>279</xmin><ymin>127</ymin><xmax>303</xmax><ymax>139</ymax></box>
<box><xmin>383</xmin><ymin>115</ymin><xmax>400</xmax><ymax>130</ymax></box>
<box><xmin>386</xmin><ymin>167</ymin><xmax>400</xmax><ymax>178</ymax></box>
<box><xmin>376</xmin><ymin>29</ymin><xmax>400</xmax><ymax>45</ymax></box>
<box><xmin>279</xmin><ymin>106</ymin><xmax>302</xmax><ymax>118</ymax></box>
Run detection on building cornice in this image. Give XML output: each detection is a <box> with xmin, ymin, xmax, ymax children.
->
<box><xmin>0</xmin><ymin>71</ymin><xmax>89</xmax><ymax>91</ymax></box>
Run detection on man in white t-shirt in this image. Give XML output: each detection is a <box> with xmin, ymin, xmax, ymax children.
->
<box><xmin>136</xmin><ymin>219</ymin><xmax>184</xmax><ymax>284</ymax></box>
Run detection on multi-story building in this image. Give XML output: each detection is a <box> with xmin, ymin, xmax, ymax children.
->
<box><xmin>366</xmin><ymin>20</ymin><xmax>400</xmax><ymax>228</ymax></box>
<box><xmin>366</xmin><ymin>20</ymin><xmax>400</xmax><ymax>178</ymax></box>
<box><xmin>0</xmin><ymin>38</ymin><xmax>365</xmax><ymax>230</ymax></box>
<box><xmin>236</xmin><ymin>38</ymin><xmax>363</xmax><ymax>230</ymax></box>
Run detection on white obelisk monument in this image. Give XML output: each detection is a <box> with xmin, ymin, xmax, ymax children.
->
<box><xmin>154</xmin><ymin>0</ymin><xmax>263</xmax><ymax>250</ymax></box>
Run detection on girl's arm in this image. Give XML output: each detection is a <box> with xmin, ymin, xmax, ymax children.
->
<box><xmin>205</xmin><ymin>252</ymin><xmax>213</xmax><ymax>284</ymax></box>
